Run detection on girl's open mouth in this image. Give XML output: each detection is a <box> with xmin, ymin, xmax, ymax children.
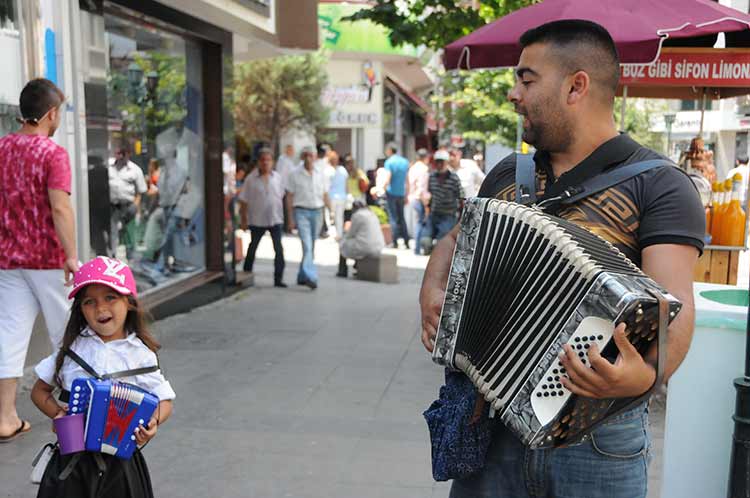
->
<box><xmin>97</xmin><ymin>317</ymin><xmax>112</xmax><ymax>324</ymax></box>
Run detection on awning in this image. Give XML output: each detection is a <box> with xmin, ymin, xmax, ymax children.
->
<box><xmin>385</xmin><ymin>77</ymin><xmax>437</xmax><ymax>130</ymax></box>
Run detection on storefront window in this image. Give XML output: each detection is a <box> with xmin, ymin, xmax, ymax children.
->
<box><xmin>83</xmin><ymin>9</ymin><xmax>205</xmax><ymax>294</ymax></box>
<box><xmin>0</xmin><ymin>0</ymin><xmax>23</xmax><ymax>136</ymax></box>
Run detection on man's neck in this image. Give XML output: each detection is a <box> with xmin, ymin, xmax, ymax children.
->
<box><xmin>548</xmin><ymin>125</ymin><xmax>618</xmax><ymax>179</ymax></box>
<box><xmin>304</xmin><ymin>164</ymin><xmax>314</xmax><ymax>173</ymax></box>
<box><xmin>17</xmin><ymin>124</ymin><xmax>49</xmax><ymax>137</ymax></box>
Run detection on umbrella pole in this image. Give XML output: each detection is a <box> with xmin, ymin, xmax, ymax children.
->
<box><xmin>699</xmin><ymin>88</ymin><xmax>706</xmax><ymax>138</ymax></box>
<box><xmin>727</xmin><ymin>279</ymin><xmax>750</xmax><ymax>498</ymax></box>
<box><xmin>620</xmin><ymin>86</ymin><xmax>628</xmax><ymax>131</ymax></box>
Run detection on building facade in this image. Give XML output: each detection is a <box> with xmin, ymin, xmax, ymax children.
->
<box><xmin>7</xmin><ymin>0</ymin><xmax>318</xmax><ymax>308</ymax></box>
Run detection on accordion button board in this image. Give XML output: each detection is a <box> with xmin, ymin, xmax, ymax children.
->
<box><xmin>433</xmin><ymin>198</ymin><xmax>682</xmax><ymax>449</ymax></box>
<box><xmin>68</xmin><ymin>378</ymin><xmax>159</xmax><ymax>459</ymax></box>
<box><xmin>530</xmin><ymin>316</ymin><xmax>613</xmax><ymax>426</ymax></box>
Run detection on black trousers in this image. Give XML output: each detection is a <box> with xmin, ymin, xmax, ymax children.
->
<box><xmin>243</xmin><ymin>224</ymin><xmax>285</xmax><ymax>283</ymax></box>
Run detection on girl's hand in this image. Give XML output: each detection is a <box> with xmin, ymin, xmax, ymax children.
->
<box><xmin>134</xmin><ymin>417</ymin><xmax>158</xmax><ymax>446</ymax></box>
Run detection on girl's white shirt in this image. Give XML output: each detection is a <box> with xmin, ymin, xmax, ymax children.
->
<box><xmin>35</xmin><ymin>327</ymin><xmax>176</xmax><ymax>401</ymax></box>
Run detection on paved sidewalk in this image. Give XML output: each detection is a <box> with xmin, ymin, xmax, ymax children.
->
<box><xmin>1</xmin><ymin>234</ymin><xmax>666</xmax><ymax>497</ymax></box>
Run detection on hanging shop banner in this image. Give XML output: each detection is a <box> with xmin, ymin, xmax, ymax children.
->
<box><xmin>620</xmin><ymin>49</ymin><xmax>750</xmax><ymax>87</ymax></box>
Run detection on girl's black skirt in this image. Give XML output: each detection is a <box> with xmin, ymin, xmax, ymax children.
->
<box><xmin>37</xmin><ymin>449</ymin><xmax>153</xmax><ymax>498</ymax></box>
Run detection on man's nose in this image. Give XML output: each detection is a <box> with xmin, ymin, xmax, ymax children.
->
<box><xmin>507</xmin><ymin>83</ymin><xmax>520</xmax><ymax>103</ymax></box>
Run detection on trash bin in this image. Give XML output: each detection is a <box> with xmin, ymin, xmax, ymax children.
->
<box><xmin>660</xmin><ymin>282</ymin><xmax>748</xmax><ymax>498</ymax></box>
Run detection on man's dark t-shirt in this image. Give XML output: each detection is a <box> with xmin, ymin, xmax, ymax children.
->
<box><xmin>477</xmin><ymin>134</ymin><xmax>705</xmax><ymax>267</ymax></box>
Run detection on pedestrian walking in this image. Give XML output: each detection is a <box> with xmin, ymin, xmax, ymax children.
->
<box><xmin>286</xmin><ymin>147</ymin><xmax>329</xmax><ymax>289</ymax></box>
<box><xmin>383</xmin><ymin>143</ymin><xmax>410</xmax><ymax>248</ymax></box>
<box><xmin>0</xmin><ymin>78</ymin><xmax>78</xmax><ymax>443</ymax></box>
<box><xmin>448</xmin><ymin>146</ymin><xmax>485</xmax><ymax>198</ymax></box>
<box><xmin>108</xmin><ymin>148</ymin><xmax>147</xmax><ymax>259</ymax></box>
<box><xmin>315</xmin><ymin>143</ymin><xmax>333</xmax><ymax>238</ymax></box>
<box><xmin>407</xmin><ymin>148</ymin><xmax>430</xmax><ymax>255</ymax></box>
<box><xmin>31</xmin><ymin>257</ymin><xmax>175</xmax><ymax>498</ymax></box>
<box><xmin>275</xmin><ymin>144</ymin><xmax>296</xmax><ymax>233</ymax></box>
<box><xmin>238</xmin><ymin>148</ymin><xmax>286</xmax><ymax>287</ymax></box>
<box><xmin>328</xmin><ymin>151</ymin><xmax>348</xmax><ymax>240</ymax></box>
<box><xmin>421</xmin><ymin>150</ymin><xmax>463</xmax><ymax>254</ymax></box>
<box><xmin>343</xmin><ymin>154</ymin><xmax>369</xmax><ymax>207</ymax></box>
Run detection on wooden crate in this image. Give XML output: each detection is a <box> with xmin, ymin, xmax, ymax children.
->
<box><xmin>693</xmin><ymin>248</ymin><xmax>741</xmax><ymax>285</ymax></box>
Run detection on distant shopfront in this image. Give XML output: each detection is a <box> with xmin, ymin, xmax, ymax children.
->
<box><xmin>78</xmin><ymin>0</ymin><xmax>231</xmax><ymax>302</ymax></box>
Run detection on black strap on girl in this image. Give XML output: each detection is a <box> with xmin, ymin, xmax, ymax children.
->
<box><xmin>58</xmin><ymin>348</ymin><xmax>159</xmax><ymax>403</ymax></box>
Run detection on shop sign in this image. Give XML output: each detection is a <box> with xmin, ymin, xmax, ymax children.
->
<box><xmin>321</xmin><ymin>85</ymin><xmax>371</xmax><ymax>106</ymax></box>
<box><xmin>329</xmin><ymin>111</ymin><xmax>379</xmax><ymax>126</ymax></box>
<box><xmin>621</xmin><ymin>49</ymin><xmax>750</xmax><ymax>87</ymax></box>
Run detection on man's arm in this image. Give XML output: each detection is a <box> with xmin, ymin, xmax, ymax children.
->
<box><xmin>420</xmin><ymin>225</ymin><xmax>460</xmax><ymax>351</ymax></box>
<box><xmin>239</xmin><ymin>200</ymin><xmax>248</xmax><ymax>228</ymax></box>
<box><xmin>286</xmin><ymin>192</ymin><xmax>295</xmax><ymax>230</ymax></box>
<box><xmin>561</xmin><ymin>243</ymin><xmax>699</xmax><ymax>398</ymax></box>
<box><xmin>48</xmin><ymin>189</ymin><xmax>79</xmax><ymax>284</ymax></box>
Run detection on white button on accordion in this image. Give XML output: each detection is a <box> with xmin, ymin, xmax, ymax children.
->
<box><xmin>432</xmin><ymin>198</ymin><xmax>681</xmax><ymax>448</ymax></box>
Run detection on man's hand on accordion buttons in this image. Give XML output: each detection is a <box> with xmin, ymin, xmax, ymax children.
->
<box><xmin>134</xmin><ymin>417</ymin><xmax>158</xmax><ymax>445</ymax></box>
<box><xmin>559</xmin><ymin>323</ymin><xmax>656</xmax><ymax>399</ymax></box>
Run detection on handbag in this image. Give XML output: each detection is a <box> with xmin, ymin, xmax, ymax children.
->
<box><xmin>423</xmin><ymin>369</ymin><xmax>495</xmax><ymax>481</ymax></box>
<box><xmin>30</xmin><ymin>442</ymin><xmax>56</xmax><ymax>484</ymax></box>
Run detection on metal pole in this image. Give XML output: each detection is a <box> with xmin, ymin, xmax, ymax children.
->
<box><xmin>619</xmin><ymin>85</ymin><xmax>628</xmax><ymax>131</ymax></box>
<box><xmin>516</xmin><ymin>114</ymin><xmax>522</xmax><ymax>152</ymax></box>
<box><xmin>700</xmin><ymin>88</ymin><xmax>707</xmax><ymax>138</ymax></box>
<box><xmin>727</xmin><ymin>276</ymin><xmax>750</xmax><ymax>497</ymax></box>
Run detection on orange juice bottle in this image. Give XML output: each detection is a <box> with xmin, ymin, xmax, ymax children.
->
<box><xmin>711</xmin><ymin>182</ymin><xmax>726</xmax><ymax>245</ymax></box>
<box><xmin>723</xmin><ymin>174</ymin><xmax>746</xmax><ymax>247</ymax></box>
<box><xmin>706</xmin><ymin>182</ymin><xmax>717</xmax><ymax>239</ymax></box>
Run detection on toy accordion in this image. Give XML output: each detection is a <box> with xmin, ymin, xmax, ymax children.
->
<box><xmin>432</xmin><ymin>198</ymin><xmax>682</xmax><ymax>449</ymax></box>
<box><xmin>68</xmin><ymin>378</ymin><xmax>159</xmax><ymax>459</ymax></box>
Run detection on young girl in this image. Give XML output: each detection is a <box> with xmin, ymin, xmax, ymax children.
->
<box><xmin>31</xmin><ymin>256</ymin><xmax>175</xmax><ymax>498</ymax></box>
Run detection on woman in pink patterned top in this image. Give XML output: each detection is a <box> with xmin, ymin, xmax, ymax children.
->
<box><xmin>0</xmin><ymin>79</ymin><xmax>79</xmax><ymax>442</ymax></box>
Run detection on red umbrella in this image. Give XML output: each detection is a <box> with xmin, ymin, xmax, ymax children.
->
<box><xmin>444</xmin><ymin>0</ymin><xmax>750</xmax><ymax>70</ymax></box>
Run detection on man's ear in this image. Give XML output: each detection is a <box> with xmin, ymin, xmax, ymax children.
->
<box><xmin>567</xmin><ymin>71</ymin><xmax>590</xmax><ymax>105</ymax></box>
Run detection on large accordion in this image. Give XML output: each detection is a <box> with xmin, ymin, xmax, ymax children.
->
<box><xmin>68</xmin><ymin>378</ymin><xmax>159</xmax><ymax>459</ymax></box>
<box><xmin>433</xmin><ymin>198</ymin><xmax>681</xmax><ymax>449</ymax></box>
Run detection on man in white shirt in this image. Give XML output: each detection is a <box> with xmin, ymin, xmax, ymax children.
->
<box><xmin>726</xmin><ymin>155</ymin><xmax>749</xmax><ymax>206</ymax></box>
<box><xmin>238</xmin><ymin>148</ymin><xmax>286</xmax><ymax>287</ymax></box>
<box><xmin>449</xmin><ymin>146</ymin><xmax>485</xmax><ymax>198</ymax></box>
<box><xmin>286</xmin><ymin>147</ymin><xmax>330</xmax><ymax>289</ymax></box>
<box><xmin>407</xmin><ymin>148</ymin><xmax>431</xmax><ymax>255</ymax></box>
<box><xmin>108</xmin><ymin>148</ymin><xmax>147</xmax><ymax>259</ymax></box>
<box><xmin>314</xmin><ymin>143</ymin><xmax>334</xmax><ymax>238</ymax></box>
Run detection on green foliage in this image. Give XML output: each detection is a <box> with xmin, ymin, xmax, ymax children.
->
<box><xmin>369</xmin><ymin>205</ymin><xmax>390</xmax><ymax>225</ymax></box>
<box><xmin>614</xmin><ymin>98</ymin><xmax>668</xmax><ymax>153</ymax></box>
<box><xmin>233</xmin><ymin>52</ymin><xmax>330</xmax><ymax>149</ymax></box>
<box><xmin>436</xmin><ymin>69</ymin><xmax>518</xmax><ymax>146</ymax></box>
<box><xmin>108</xmin><ymin>52</ymin><xmax>187</xmax><ymax>141</ymax></box>
<box><xmin>344</xmin><ymin>1</ymin><xmax>537</xmax><ymax>146</ymax></box>
<box><xmin>342</xmin><ymin>0</ymin><xmax>538</xmax><ymax>51</ymax></box>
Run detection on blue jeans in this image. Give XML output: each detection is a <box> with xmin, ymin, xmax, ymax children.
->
<box><xmin>411</xmin><ymin>200</ymin><xmax>426</xmax><ymax>255</ymax></box>
<box><xmin>449</xmin><ymin>405</ymin><xmax>651</xmax><ymax>498</ymax></box>
<box><xmin>386</xmin><ymin>193</ymin><xmax>408</xmax><ymax>244</ymax></box>
<box><xmin>294</xmin><ymin>207</ymin><xmax>321</xmax><ymax>284</ymax></box>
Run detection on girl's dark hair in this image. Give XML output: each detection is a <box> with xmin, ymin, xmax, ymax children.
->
<box><xmin>53</xmin><ymin>288</ymin><xmax>160</xmax><ymax>386</ymax></box>
<box><xmin>18</xmin><ymin>78</ymin><xmax>64</xmax><ymax>125</ymax></box>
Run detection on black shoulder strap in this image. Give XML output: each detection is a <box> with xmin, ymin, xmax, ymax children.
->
<box><xmin>64</xmin><ymin>349</ymin><xmax>101</xmax><ymax>379</ymax></box>
<box><xmin>64</xmin><ymin>348</ymin><xmax>159</xmax><ymax>380</ymax></box>
<box><xmin>515</xmin><ymin>153</ymin><xmax>537</xmax><ymax>205</ymax></box>
<box><xmin>560</xmin><ymin>159</ymin><xmax>673</xmax><ymax>205</ymax></box>
<box><xmin>102</xmin><ymin>365</ymin><xmax>159</xmax><ymax>380</ymax></box>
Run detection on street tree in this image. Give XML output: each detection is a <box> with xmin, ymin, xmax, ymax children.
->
<box><xmin>232</xmin><ymin>52</ymin><xmax>330</xmax><ymax>153</ymax></box>
<box><xmin>347</xmin><ymin>1</ymin><xmax>664</xmax><ymax>150</ymax></box>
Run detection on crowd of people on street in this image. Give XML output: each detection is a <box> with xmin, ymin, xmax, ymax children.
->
<box><xmin>228</xmin><ymin>137</ymin><xmax>486</xmax><ymax>289</ymax></box>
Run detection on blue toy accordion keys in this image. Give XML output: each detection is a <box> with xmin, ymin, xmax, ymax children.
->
<box><xmin>68</xmin><ymin>378</ymin><xmax>159</xmax><ymax>459</ymax></box>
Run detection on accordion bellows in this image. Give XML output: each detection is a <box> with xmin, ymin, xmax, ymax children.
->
<box><xmin>433</xmin><ymin>198</ymin><xmax>681</xmax><ymax>448</ymax></box>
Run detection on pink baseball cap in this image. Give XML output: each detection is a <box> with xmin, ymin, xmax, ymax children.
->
<box><xmin>68</xmin><ymin>256</ymin><xmax>138</xmax><ymax>299</ymax></box>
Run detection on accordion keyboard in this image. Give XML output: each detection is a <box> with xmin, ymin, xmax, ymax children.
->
<box><xmin>434</xmin><ymin>198</ymin><xmax>682</xmax><ymax>448</ymax></box>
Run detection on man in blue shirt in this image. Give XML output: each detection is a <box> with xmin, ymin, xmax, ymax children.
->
<box><xmin>383</xmin><ymin>143</ymin><xmax>410</xmax><ymax>248</ymax></box>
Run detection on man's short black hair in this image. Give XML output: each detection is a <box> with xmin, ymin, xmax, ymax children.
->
<box><xmin>520</xmin><ymin>19</ymin><xmax>620</xmax><ymax>101</ymax></box>
<box><xmin>19</xmin><ymin>78</ymin><xmax>64</xmax><ymax>124</ymax></box>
